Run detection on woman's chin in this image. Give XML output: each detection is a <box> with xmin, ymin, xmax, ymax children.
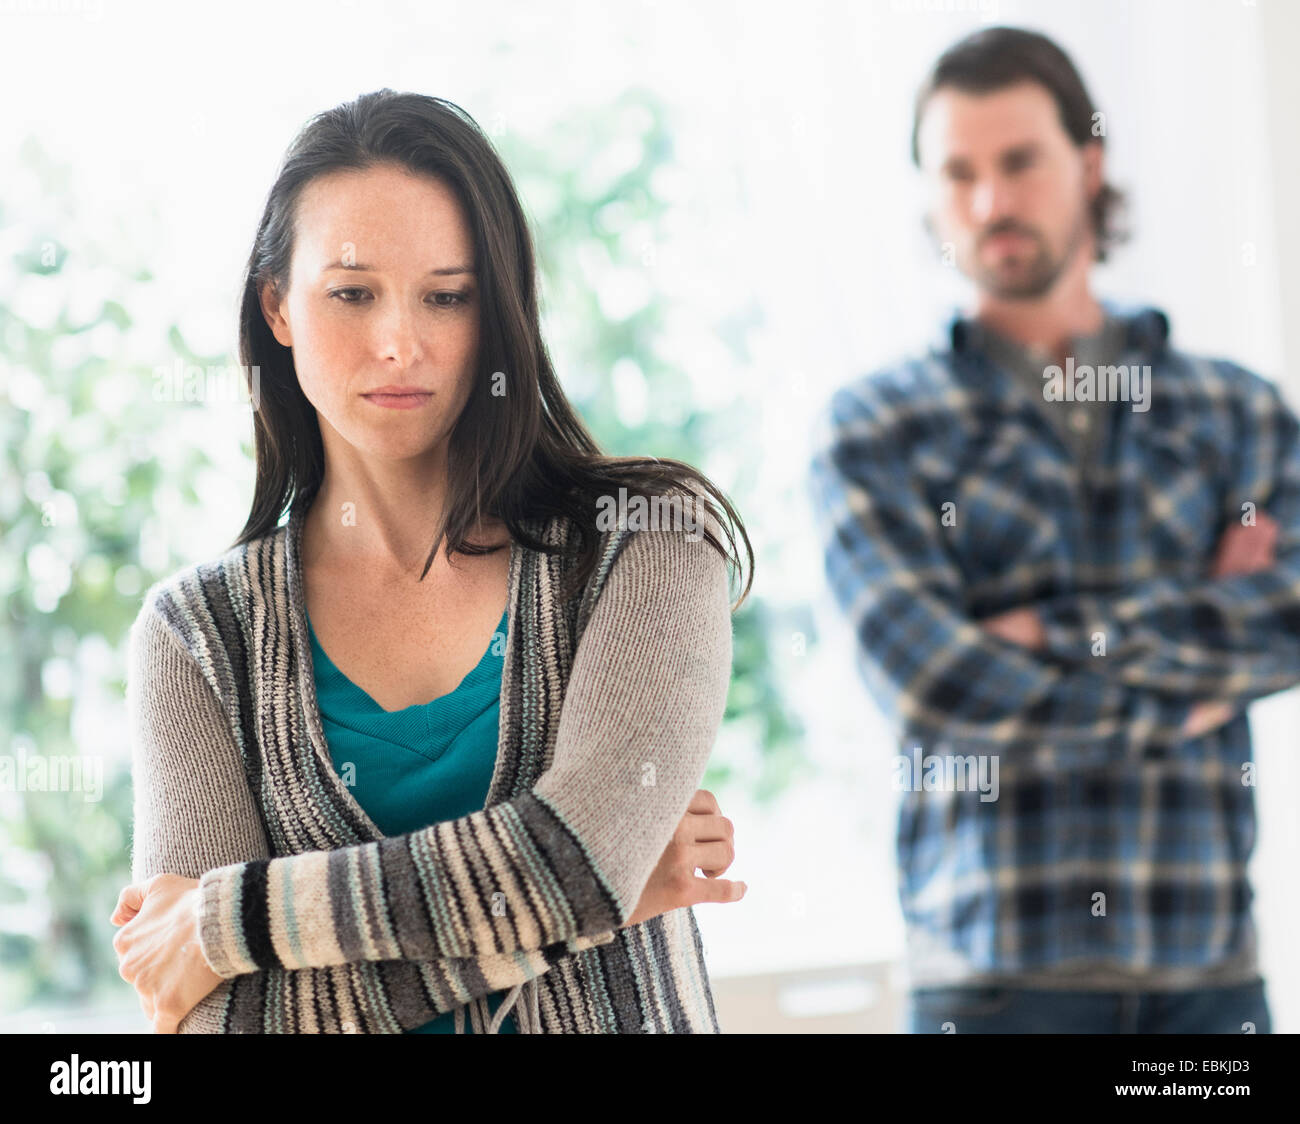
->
<box><xmin>336</xmin><ymin>427</ymin><xmax>446</xmax><ymax>465</ymax></box>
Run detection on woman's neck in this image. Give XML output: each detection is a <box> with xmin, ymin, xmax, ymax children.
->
<box><xmin>301</xmin><ymin>427</ymin><xmax>506</xmax><ymax>580</ymax></box>
<box><xmin>304</xmin><ymin>433</ymin><xmax>450</xmax><ymax>579</ymax></box>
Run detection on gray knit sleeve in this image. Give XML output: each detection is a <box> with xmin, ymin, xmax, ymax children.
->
<box><xmin>126</xmin><ymin>595</ymin><xmax>561</xmax><ymax>1032</ymax></box>
<box><xmin>126</xmin><ymin>600</ymin><xmax>265</xmax><ymax>1031</ymax></box>
<box><xmin>127</xmin><ymin>605</ymin><xmax>271</xmax><ymax>882</ymax></box>
<box><xmin>531</xmin><ymin>521</ymin><xmax>734</xmax><ymax>918</ymax></box>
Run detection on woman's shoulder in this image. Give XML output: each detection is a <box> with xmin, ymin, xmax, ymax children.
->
<box><xmin>598</xmin><ymin>515</ymin><xmax>731</xmax><ymax>594</ymax></box>
<box><xmin>575</xmin><ymin>491</ymin><xmax>732</xmax><ymax>627</ymax></box>
<box><xmin>130</xmin><ymin>522</ymin><xmax>290</xmax><ymax>664</ymax></box>
<box><xmin>562</xmin><ymin>498</ymin><xmax>735</xmax><ymax>701</ymax></box>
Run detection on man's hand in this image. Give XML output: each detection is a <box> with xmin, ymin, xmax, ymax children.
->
<box><xmin>110</xmin><ymin>873</ymin><xmax>223</xmax><ymax>1033</ymax></box>
<box><xmin>980</xmin><ymin>606</ymin><xmax>1046</xmax><ymax>650</ymax></box>
<box><xmin>621</xmin><ymin>789</ymin><xmax>746</xmax><ymax>929</ymax></box>
<box><xmin>1210</xmin><ymin>512</ymin><xmax>1279</xmax><ymax>578</ymax></box>
<box><xmin>1182</xmin><ymin>700</ymin><xmax>1236</xmax><ymax>738</ymax></box>
<box><xmin>977</xmin><ymin>516</ymin><xmax>1276</xmax><ymax>736</ymax></box>
<box><xmin>1183</xmin><ymin>513</ymin><xmax>1280</xmax><ymax>737</ymax></box>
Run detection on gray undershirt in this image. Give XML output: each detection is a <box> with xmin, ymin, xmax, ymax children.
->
<box><xmin>979</xmin><ymin>313</ymin><xmax>1129</xmax><ymax>468</ymax></box>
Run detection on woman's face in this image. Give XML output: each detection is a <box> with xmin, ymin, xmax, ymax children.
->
<box><xmin>260</xmin><ymin>163</ymin><xmax>480</xmax><ymax>466</ymax></box>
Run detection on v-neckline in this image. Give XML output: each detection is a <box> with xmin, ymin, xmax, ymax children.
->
<box><xmin>306</xmin><ymin>605</ymin><xmax>508</xmax><ymax>719</ymax></box>
<box><xmin>285</xmin><ymin>499</ymin><xmax>527</xmax><ymax>842</ymax></box>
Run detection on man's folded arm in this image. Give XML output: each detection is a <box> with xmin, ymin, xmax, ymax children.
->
<box><xmin>808</xmin><ymin>387</ymin><xmax>1197</xmax><ymax>768</ymax></box>
<box><xmin>1034</xmin><ymin>372</ymin><xmax>1300</xmax><ymax>706</ymax></box>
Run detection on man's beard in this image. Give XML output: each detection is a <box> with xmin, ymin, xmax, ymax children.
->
<box><xmin>967</xmin><ymin>205</ymin><xmax>1089</xmax><ymax>300</ymax></box>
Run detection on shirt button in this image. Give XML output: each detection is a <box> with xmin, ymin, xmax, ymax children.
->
<box><xmin>1069</xmin><ymin>408</ymin><xmax>1090</xmax><ymax>432</ymax></box>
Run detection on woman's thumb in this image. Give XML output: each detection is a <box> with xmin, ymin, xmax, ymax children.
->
<box><xmin>110</xmin><ymin>883</ymin><xmax>146</xmax><ymax>925</ymax></box>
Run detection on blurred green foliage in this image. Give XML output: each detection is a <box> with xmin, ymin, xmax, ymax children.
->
<box><xmin>1</xmin><ymin>137</ymin><xmax>219</xmax><ymax>1014</ymax></box>
<box><xmin>495</xmin><ymin>90</ymin><xmax>807</xmax><ymax>800</ymax></box>
<box><xmin>0</xmin><ymin>91</ymin><xmax>806</xmax><ymax>1015</ymax></box>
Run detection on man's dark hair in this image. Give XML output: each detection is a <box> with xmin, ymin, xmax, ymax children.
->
<box><xmin>910</xmin><ymin>26</ymin><xmax>1128</xmax><ymax>262</ymax></box>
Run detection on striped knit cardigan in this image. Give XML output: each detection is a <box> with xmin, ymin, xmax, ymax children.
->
<box><xmin>126</xmin><ymin>497</ymin><xmax>734</xmax><ymax>1033</ymax></box>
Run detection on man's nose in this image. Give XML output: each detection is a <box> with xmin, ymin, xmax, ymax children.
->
<box><xmin>970</xmin><ymin>176</ymin><xmax>1013</xmax><ymax>225</ymax></box>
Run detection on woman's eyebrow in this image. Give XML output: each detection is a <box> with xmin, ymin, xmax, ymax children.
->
<box><xmin>319</xmin><ymin>260</ymin><xmax>476</xmax><ymax>275</ymax></box>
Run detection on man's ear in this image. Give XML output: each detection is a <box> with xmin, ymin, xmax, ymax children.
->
<box><xmin>258</xmin><ymin>280</ymin><xmax>292</xmax><ymax>348</ymax></box>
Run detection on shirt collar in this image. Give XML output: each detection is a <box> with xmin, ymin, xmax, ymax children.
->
<box><xmin>936</xmin><ymin>301</ymin><xmax>1171</xmax><ymax>359</ymax></box>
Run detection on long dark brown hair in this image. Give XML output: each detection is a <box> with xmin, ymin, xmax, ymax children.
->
<box><xmin>233</xmin><ymin>89</ymin><xmax>751</xmax><ymax>607</ymax></box>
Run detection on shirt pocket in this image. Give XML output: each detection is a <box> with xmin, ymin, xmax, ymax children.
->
<box><xmin>1135</xmin><ymin>415</ymin><xmax>1230</xmax><ymax>567</ymax></box>
<box><xmin>928</xmin><ymin>421</ymin><xmax>1076</xmax><ymax>588</ymax></box>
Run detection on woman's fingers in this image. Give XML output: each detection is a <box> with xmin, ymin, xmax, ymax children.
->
<box><xmin>111</xmin><ymin>883</ymin><xmax>146</xmax><ymax>926</ymax></box>
<box><xmin>689</xmin><ymin>875</ymin><xmax>747</xmax><ymax>906</ymax></box>
<box><xmin>681</xmin><ymin>792</ymin><xmax>741</xmax><ymax>887</ymax></box>
<box><xmin>687</xmin><ymin>788</ymin><xmax>720</xmax><ymax>815</ymax></box>
<box><xmin>684</xmin><ymin>813</ymin><xmax>732</xmax><ymax>842</ymax></box>
<box><xmin>685</xmin><ymin>807</ymin><xmax>735</xmax><ymax>875</ymax></box>
<box><xmin>692</xmin><ymin>838</ymin><xmax>735</xmax><ymax>878</ymax></box>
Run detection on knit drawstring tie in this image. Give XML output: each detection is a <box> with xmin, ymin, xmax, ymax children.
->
<box><xmin>452</xmin><ymin>979</ymin><xmax>540</xmax><ymax>1034</ymax></box>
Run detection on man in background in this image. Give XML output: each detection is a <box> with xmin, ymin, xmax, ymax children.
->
<box><xmin>810</xmin><ymin>26</ymin><xmax>1300</xmax><ymax>1033</ymax></box>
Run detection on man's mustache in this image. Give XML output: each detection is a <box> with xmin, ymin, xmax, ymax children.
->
<box><xmin>978</xmin><ymin>221</ymin><xmax>1042</xmax><ymax>248</ymax></box>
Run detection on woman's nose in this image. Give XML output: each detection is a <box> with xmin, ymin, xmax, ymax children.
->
<box><xmin>377</xmin><ymin>303</ymin><xmax>424</xmax><ymax>367</ymax></box>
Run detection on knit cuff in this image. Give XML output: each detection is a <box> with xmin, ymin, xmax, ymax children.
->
<box><xmin>197</xmin><ymin>862</ymin><xmax>261</xmax><ymax>979</ymax></box>
<box><xmin>565</xmin><ymin>930</ymin><xmax>617</xmax><ymax>953</ymax></box>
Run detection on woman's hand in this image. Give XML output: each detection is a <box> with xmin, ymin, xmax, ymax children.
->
<box><xmin>621</xmin><ymin>789</ymin><xmax>746</xmax><ymax>929</ymax></box>
<box><xmin>110</xmin><ymin>873</ymin><xmax>224</xmax><ymax>1033</ymax></box>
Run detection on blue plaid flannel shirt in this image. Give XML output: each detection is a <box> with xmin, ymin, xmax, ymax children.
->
<box><xmin>809</xmin><ymin>302</ymin><xmax>1300</xmax><ymax>984</ymax></box>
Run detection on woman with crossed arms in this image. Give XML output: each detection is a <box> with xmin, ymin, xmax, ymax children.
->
<box><xmin>110</xmin><ymin>89</ymin><xmax>751</xmax><ymax>1034</ymax></box>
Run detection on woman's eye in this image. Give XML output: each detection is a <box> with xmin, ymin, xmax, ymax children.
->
<box><xmin>328</xmin><ymin>287</ymin><xmax>369</xmax><ymax>303</ymax></box>
<box><xmin>326</xmin><ymin>288</ymin><xmax>469</xmax><ymax>307</ymax></box>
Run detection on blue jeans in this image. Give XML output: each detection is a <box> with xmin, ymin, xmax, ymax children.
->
<box><xmin>907</xmin><ymin>979</ymin><xmax>1271</xmax><ymax>1033</ymax></box>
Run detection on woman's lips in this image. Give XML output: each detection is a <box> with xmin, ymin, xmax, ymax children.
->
<box><xmin>361</xmin><ymin>391</ymin><xmax>433</xmax><ymax>410</ymax></box>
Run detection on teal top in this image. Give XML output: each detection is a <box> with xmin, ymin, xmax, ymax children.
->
<box><xmin>307</xmin><ymin>606</ymin><xmax>516</xmax><ymax>1034</ymax></box>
